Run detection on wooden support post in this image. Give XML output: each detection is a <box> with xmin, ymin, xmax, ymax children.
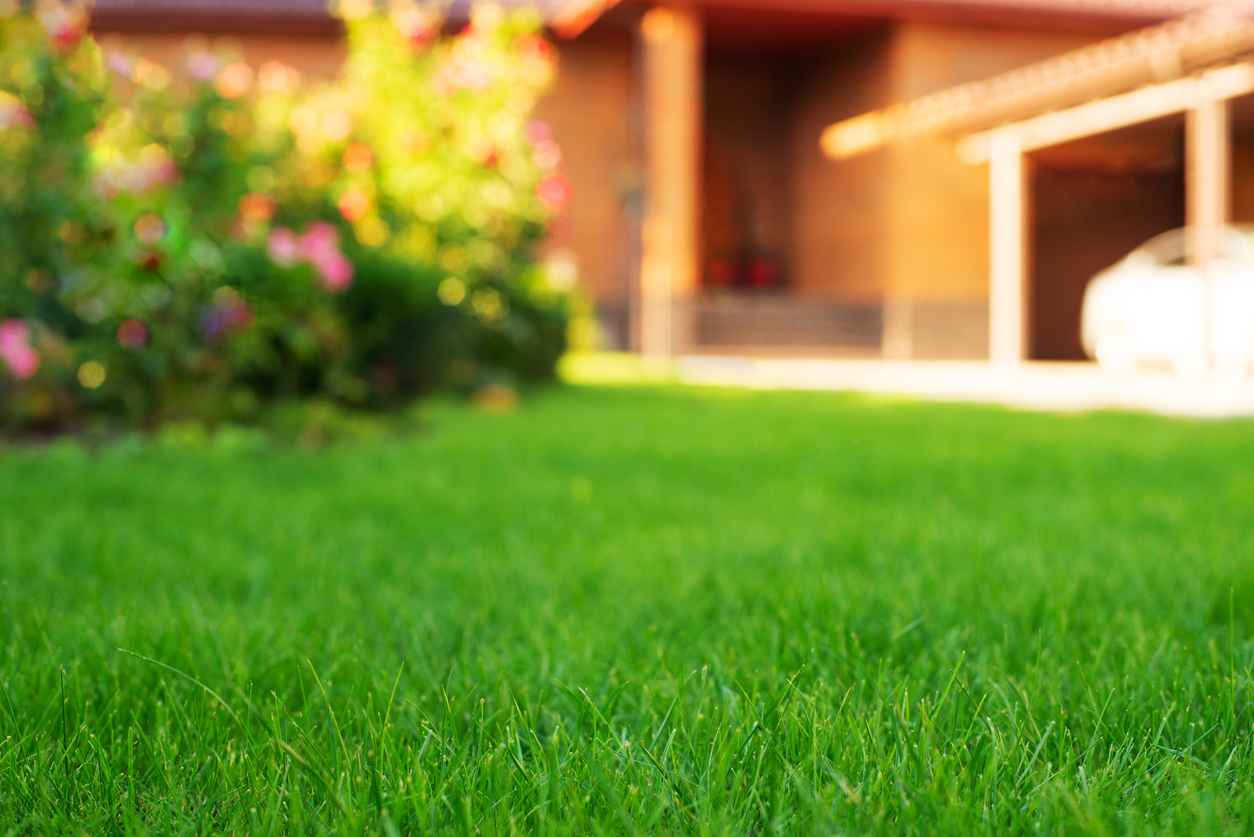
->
<box><xmin>988</xmin><ymin>132</ymin><xmax>1028</xmax><ymax>366</ymax></box>
<box><xmin>1187</xmin><ymin>93</ymin><xmax>1229</xmax><ymax>373</ymax></box>
<box><xmin>637</xmin><ymin>5</ymin><xmax>701</xmax><ymax>359</ymax></box>
<box><xmin>1187</xmin><ymin>96</ymin><xmax>1229</xmax><ymax>268</ymax></box>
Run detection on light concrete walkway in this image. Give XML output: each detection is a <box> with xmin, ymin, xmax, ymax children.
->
<box><xmin>677</xmin><ymin>356</ymin><xmax>1254</xmax><ymax>418</ymax></box>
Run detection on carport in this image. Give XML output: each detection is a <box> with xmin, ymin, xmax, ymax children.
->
<box><xmin>822</xmin><ymin>4</ymin><xmax>1254</xmax><ymax>367</ymax></box>
<box><xmin>1026</xmin><ymin>116</ymin><xmax>1185</xmax><ymax>361</ymax></box>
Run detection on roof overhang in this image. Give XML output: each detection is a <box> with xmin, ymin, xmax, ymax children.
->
<box><xmin>86</xmin><ymin>0</ymin><xmax>1235</xmax><ymax>40</ymax></box>
<box><xmin>550</xmin><ymin>0</ymin><xmax>623</xmax><ymax>36</ymax></box>
<box><xmin>958</xmin><ymin>61</ymin><xmax>1254</xmax><ymax>162</ymax></box>
<box><xmin>90</xmin><ymin>0</ymin><xmax>617</xmax><ymax>38</ymax></box>
<box><xmin>821</xmin><ymin>2</ymin><xmax>1254</xmax><ymax>160</ymax></box>
<box><xmin>573</xmin><ymin>0</ymin><xmax>1225</xmax><ymax>33</ymax></box>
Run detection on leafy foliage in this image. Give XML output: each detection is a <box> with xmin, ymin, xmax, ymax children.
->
<box><xmin>0</xmin><ymin>0</ymin><xmax>575</xmax><ymax>432</ymax></box>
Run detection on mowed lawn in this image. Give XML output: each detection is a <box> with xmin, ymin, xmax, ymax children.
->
<box><xmin>2</xmin><ymin>383</ymin><xmax>1252</xmax><ymax>834</ymax></box>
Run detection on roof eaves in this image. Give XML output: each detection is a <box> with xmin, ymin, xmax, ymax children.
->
<box><xmin>90</xmin><ymin>0</ymin><xmax>605</xmax><ymax>37</ymax></box>
<box><xmin>821</xmin><ymin>2</ymin><xmax>1254</xmax><ymax>159</ymax></box>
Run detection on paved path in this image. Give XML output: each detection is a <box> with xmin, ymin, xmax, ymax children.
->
<box><xmin>678</xmin><ymin>356</ymin><xmax>1254</xmax><ymax>418</ymax></box>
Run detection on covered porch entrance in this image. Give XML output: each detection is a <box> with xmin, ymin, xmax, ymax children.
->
<box><xmin>633</xmin><ymin>3</ymin><xmax>891</xmax><ymax>358</ymax></box>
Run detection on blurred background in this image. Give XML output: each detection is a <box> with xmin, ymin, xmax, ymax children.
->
<box><xmin>5</xmin><ymin>0</ymin><xmax>1254</xmax><ymax>435</ymax></box>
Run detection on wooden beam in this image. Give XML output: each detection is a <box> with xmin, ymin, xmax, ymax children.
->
<box><xmin>959</xmin><ymin>63</ymin><xmax>1254</xmax><ymax>163</ymax></box>
<box><xmin>637</xmin><ymin>5</ymin><xmax>702</xmax><ymax>359</ymax></box>
<box><xmin>988</xmin><ymin>132</ymin><xmax>1028</xmax><ymax>366</ymax></box>
<box><xmin>821</xmin><ymin>9</ymin><xmax>1254</xmax><ymax>160</ymax></box>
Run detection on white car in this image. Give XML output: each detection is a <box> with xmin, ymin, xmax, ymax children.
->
<box><xmin>1081</xmin><ymin>227</ymin><xmax>1254</xmax><ymax>376</ymax></box>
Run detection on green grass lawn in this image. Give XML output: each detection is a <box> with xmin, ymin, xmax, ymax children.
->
<box><xmin>2</xmin><ymin>382</ymin><xmax>1252</xmax><ymax>834</ymax></box>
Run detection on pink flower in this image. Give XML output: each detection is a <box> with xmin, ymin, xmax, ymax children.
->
<box><xmin>0</xmin><ymin>321</ymin><xmax>28</xmax><ymax>352</ymax></box>
<box><xmin>537</xmin><ymin>174</ymin><xmax>572</xmax><ymax>213</ymax></box>
<box><xmin>133</xmin><ymin>213</ymin><xmax>166</xmax><ymax>246</ymax></box>
<box><xmin>393</xmin><ymin>6</ymin><xmax>438</xmax><ymax>51</ymax></box>
<box><xmin>3</xmin><ymin>346</ymin><xmax>38</xmax><ymax>380</ymax></box>
<box><xmin>300</xmin><ymin>222</ymin><xmax>340</xmax><ymax>260</ymax></box>
<box><xmin>444</xmin><ymin>40</ymin><xmax>492</xmax><ymax>91</ymax></box>
<box><xmin>146</xmin><ymin>152</ymin><xmax>178</xmax><ymax>189</ymax></box>
<box><xmin>116</xmin><ymin>319</ymin><xmax>149</xmax><ymax>349</ymax></box>
<box><xmin>106</xmin><ymin>51</ymin><xmax>135</xmax><ymax>79</ymax></box>
<box><xmin>533</xmin><ymin>139</ymin><xmax>561</xmax><ymax>171</ymax></box>
<box><xmin>0</xmin><ymin>320</ymin><xmax>39</xmax><ymax>381</ymax></box>
<box><xmin>268</xmin><ymin>222</ymin><xmax>353</xmax><ymax>292</ymax></box>
<box><xmin>267</xmin><ymin>227</ymin><xmax>301</xmax><ymax>267</ymax></box>
<box><xmin>0</xmin><ymin>93</ymin><xmax>33</xmax><ymax>131</ymax></box>
<box><xmin>456</xmin><ymin>61</ymin><xmax>491</xmax><ymax>90</ymax></box>
<box><xmin>185</xmin><ymin>50</ymin><xmax>221</xmax><ymax>83</ymax></box>
<box><xmin>526</xmin><ymin>120</ymin><xmax>553</xmax><ymax>145</ymax></box>
<box><xmin>98</xmin><ymin>146</ymin><xmax>178</xmax><ymax>198</ymax></box>
<box><xmin>312</xmin><ymin>249</ymin><xmax>353</xmax><ymax>293</ymax></box>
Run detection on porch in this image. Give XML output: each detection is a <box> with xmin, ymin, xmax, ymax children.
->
<box><xmin>632</xmin><ymin>3</ymin><xmax>898</xmax><ymax>359</ymax></box>
<box><xmin>631</xmin><ymin>2</ymin><xmax>1254</xmax><ymax>373</ymax></box>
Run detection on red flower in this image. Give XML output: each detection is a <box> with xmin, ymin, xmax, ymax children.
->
<box><xmin>116</xmin><ymin>319</ymin><xmax>149</xmax><ymax>349</ymax></box>
<box><xmin>337</xmin><ymin>187</ymin><xmax>371</xmax><ymax>222</ymax></box>
<box><xmin>38</xmin><ymin>4</ymin><xmax>88</xmax><ymax>54</ymax></box>
<box><xmin>517</xmin><ymin>35</ymin><xmax>554</xmax><ymax>62</ymax></box>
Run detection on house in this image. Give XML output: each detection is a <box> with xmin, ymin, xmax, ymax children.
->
<box><xmin>90</xmin><ymin>0</ymin><xmax>1254</xmax><ymax>365</ymax></box>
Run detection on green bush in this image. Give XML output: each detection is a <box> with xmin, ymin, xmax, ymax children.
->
<box><xmin>0</xmin><ymin>0</ymin><xmax>575</xmax><ymax>434</ymax></box>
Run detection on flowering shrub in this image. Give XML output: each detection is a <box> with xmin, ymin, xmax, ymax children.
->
<box><xmin>0</xmin><ymin>1</ymin><xmax>106</xmax><ymax>426</ymax></box>
<box><xmin>314</xmin><ymin>1</ymin><xmax>573</xmax><ymax>399</ymax></box>
<box><xmin>0</xmin><ymin>0</ymin><xmax>575</xmax><ymax>433</ymax></box>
